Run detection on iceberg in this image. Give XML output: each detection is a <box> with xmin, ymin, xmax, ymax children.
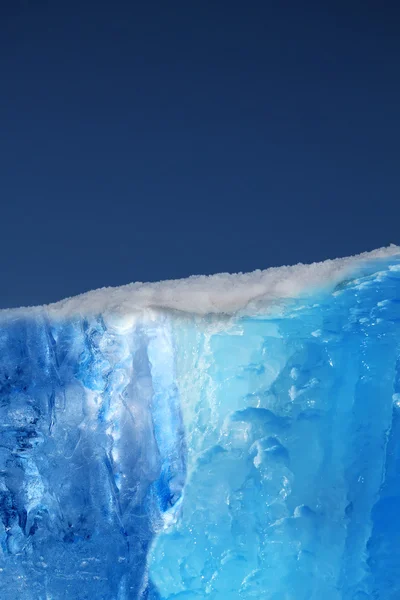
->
<box><xmin>0</xmin><ymin>245</ymin><xmax>400</xmax><ymax>599</ymax></box>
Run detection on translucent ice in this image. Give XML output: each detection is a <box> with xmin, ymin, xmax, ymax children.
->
<box><xmin>1</xmin><ymin>246</ymin><xmax>400</xmax><ymax>599</ymax></box>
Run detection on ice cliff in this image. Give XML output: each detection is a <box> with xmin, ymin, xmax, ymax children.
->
<box><xmin>0</xmin><ymin>246</ymin><xmax>400</xmax><ymax>599</ymax></box>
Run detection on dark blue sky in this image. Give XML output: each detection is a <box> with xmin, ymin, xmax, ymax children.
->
<box><xmin>1</xmin><ymin>1</ymin><xmax>399</xmax><ymax>308</ymax></box>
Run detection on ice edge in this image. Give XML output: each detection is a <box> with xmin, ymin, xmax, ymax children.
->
<box><xmin>2</xmin><ymin>245</ymin><xmax>400</xmax><ymax>318</ymax></box>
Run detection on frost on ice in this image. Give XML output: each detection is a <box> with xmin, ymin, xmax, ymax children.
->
<box><xmin>0</xmin><ymin>246</ymin><xmax>400</xmax><ymax>599</ymax></box>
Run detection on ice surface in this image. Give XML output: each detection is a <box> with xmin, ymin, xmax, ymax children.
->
<box><xmin>0</xmin><ymin>247</ymin><xmax>400</xmax><ymax>599</ymax></box>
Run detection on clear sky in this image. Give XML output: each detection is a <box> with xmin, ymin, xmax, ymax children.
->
<box><xmin>1</xmin><ymin>1</ymin><xmax>399</xmax><ymax>308</ymax></box>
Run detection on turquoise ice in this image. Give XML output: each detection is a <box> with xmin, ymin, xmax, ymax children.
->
<box><xmin>0</xmin><ymin>247</ymin><xmax>399</xmax><ymax>599</ymax></box>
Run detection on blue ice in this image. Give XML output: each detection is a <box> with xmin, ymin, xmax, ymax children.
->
<box><xmin>0</xmin><ymin>253</ymin><xmax>400</xmax><ymax>599</ymax></box>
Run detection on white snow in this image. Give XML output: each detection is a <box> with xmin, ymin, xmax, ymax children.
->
<box><xmin>2</xmin><ymin>245</ymin><xmax>400</xmax><ymax>319</ymax></box>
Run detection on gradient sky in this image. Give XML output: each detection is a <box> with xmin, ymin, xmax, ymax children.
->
<box><xmin>1</xmin><ymin>1</ymin><xmax>399</xmax><ymax>308</ymax></box>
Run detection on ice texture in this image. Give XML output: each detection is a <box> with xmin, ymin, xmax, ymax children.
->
<box><xmin>0</xmin><ymin>247</ymin><xmax>400</xmax><ymax>599</ymax></box>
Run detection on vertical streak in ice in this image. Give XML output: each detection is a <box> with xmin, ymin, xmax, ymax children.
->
<box><xmin>362</xmin><ymin>356</ymin><xmax>400</xmax><ymax>599</ymax></box>
<box><xmin>146</xmin><ymin>314</ymin><xmax>186</xmax><ymax>517</ymax></box>
<box><xmin>338</xmin><ymin>278</ymin><xmax>400</xmax><ymax>599</ymax></box>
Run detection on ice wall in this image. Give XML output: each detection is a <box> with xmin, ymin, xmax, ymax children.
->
<box><xmin>0</xmin><ymin>247</ymin><xmax>399</xmax><ymax>599</ymax></box>
<box><xmin>0</xmin><ymin>313</ymin><xmax>186</xmax><ymax>599</ymax></box>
